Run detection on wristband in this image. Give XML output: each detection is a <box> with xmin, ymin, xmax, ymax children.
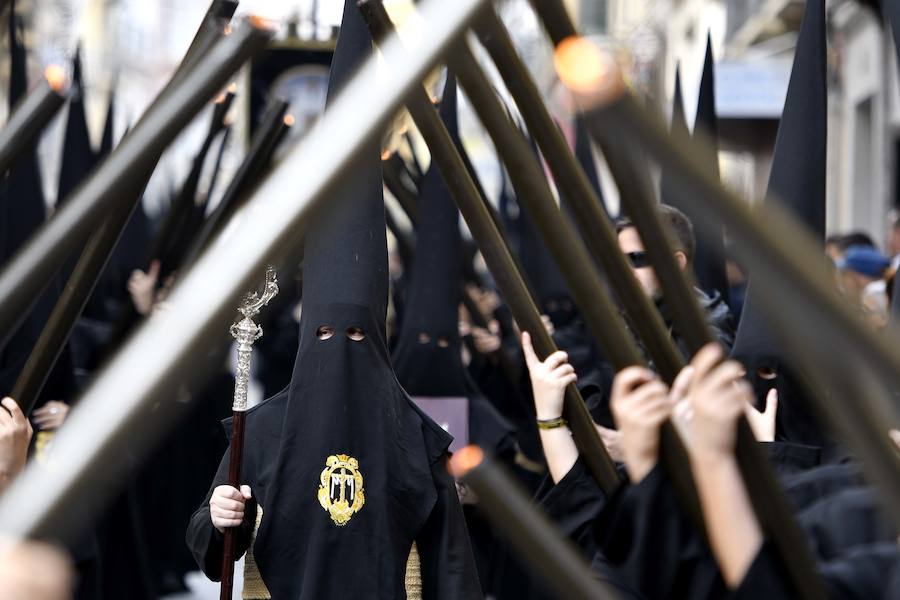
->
<box><xmin>536</xmin><ymin>416</ymin><xmax>568</xmax><ymax>430</ymax></box>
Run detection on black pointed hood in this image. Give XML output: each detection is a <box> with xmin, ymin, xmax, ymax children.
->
<box><xmin>88</xmin><ymin>93</ymin><xmax>151</xmax><ymax>320</ymax></box>
<box><xmin>663</xmin><ymin>45</ymin><xmax>730</xmax><ymax>301</ymax></box>
<box><xmin>730</xmin><ymin>0</ymin><xmax>831</xmax><ymax>453</ymax></box>
<box><xmin>392</xmin><ymin>72</ymin><xmax>466</xmax><ymax>396</ymax></box>
<box><xmin>691</xmin><ymin>34</ymin><xmax>730</xmax><ymax>303</ymax></box>
<box><xmin>513</xmin><ymin>133</ymin><xmax>575</xmax><ymax>327</ymax></box>
<box><xmin>732</xmin><ymin>0</ymin><xmax>827</xmax><ymax>362</ymax></box>
<box><xmin>57</xmin><ymin>46</ymin><xmax>97</xmax><ymax>208</ymax></box>
<box><xmin>254</xmin><ymin>3</ymin><xmax>477</xmax><ymax>597</ymax></box>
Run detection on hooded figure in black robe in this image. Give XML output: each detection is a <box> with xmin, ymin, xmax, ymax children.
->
<box><xmin>222</xmin><ymin>3</ymin><xmax>480</xmax><ymax>597</ymax></box>
<box><xmin>390</xmin><ymin>71</ymin><xmax>516</xmax><ymax>596</ymax></box>
<box><xmin>729</xmin><ymin>0</ymin><xmax>842</xmax><ymax>459</ymax></box>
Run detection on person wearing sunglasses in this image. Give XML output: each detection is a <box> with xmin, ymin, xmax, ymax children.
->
<box><xmin>615</xmin><ymin>204</ymin><xmax>735</xmax><ymax>357</ymax></box>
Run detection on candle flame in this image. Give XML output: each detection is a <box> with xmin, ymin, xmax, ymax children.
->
<box><xmin>44</xmin><ymin>65</ymin><xmax>67</xmax><ymax>93</ymax></box>
<box><xmin>227</xmin><ymin>82</ymin><xmax>237</xmax><ymax>94</ymax></box>
<box><xmin>449</xmin><ymin>445</ymin><xmax>484</xmax><ymax>478</ymax></box>
<box><xmin>248</xmin><ymin>14</ymin><xmax>275</xmax><ymax>31</ymax></box>
<box><xmin>283</xmin><ymin>114</ymin><xmax>295</xmax><ymax>127</ymax></box>
<box><xmin>553</xmin><ymin>36</ymin><xmax>623</xmax><ymax>105</ymax></box>
<box><xmin>381</xmin><ymin>149</ymin><xmax>393</xmax><ymax>161</ymax></box>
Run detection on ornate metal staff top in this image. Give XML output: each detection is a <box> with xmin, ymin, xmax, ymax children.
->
<box><xmin>230</xmin><ymin>265</ymin><xmax>279</xmax><ymax>412</ymax></box>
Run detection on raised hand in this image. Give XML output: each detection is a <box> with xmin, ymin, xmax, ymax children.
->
<box><xmin>744</xmin><ymin>388</ymin><xmax>777</xmax><ymax>442</ymax></box>
<box><xmin>610</xmin><ymin>367</ymin><xmax>671</xmax><ymax>483</ymax></box>
<box><xmin>521</xmin><ymin>331</ymin><xmax>576</xmax><ymax>421</ymax></box>
<box><xmin>128</xmin><ymin>259</ymin><xmax>161</xmax><ymax>316</ymax></box>
<box><xmin>687</xmin><ymin>344</ymin><xmax>752</xmax><ymax>460</ymax></box>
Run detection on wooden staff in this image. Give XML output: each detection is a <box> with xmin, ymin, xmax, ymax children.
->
<box><xmin>10</xmin><ymin>13</ymin><xmax>257</xmax><ymax>414</ymax></box>
<box><xmin>0</xmin><ymin>19</ymin><xmax>269</xmax><ymax>352</ymax></box>
<box><xmin>451</xmin><ymin>446</ymin><xmax>620</xmax><ymax>600</ymax></box>
<box><xmin>359</xmin><ymin>0</ymin><xmax>620</xmax><ymax>493</ymax></box>
<box><xmin>545</xmin><ymin>18</ymin><xmax>830</xmax><ymax>598</ymax></box>
<box><xmin>182</xmin><ymin>99</ymin><xmax>291</xmax><ymax>267</ymax></box>
<box><xmin>220</xmin><ymin>266</ymin><xmax>278</xmax><ymax>600</ymax></box>
<box><xmin>0</xmin><ymin>0</ymin><xmax>489</xmax><ymax>547</ymax></box>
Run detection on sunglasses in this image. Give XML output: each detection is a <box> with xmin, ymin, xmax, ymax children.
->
<box><xmin>626</xmin><ymin>251</ymin><xmax>650</xmax><ymax>269</ymax></box>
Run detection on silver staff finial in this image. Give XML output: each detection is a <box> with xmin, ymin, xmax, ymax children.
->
<box><xmin>230</xmin><ymin>266</ymin><xmax>279</xmax><ymax>411</ymax></box>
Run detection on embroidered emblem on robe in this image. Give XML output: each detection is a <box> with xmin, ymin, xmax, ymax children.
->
<box><xmin>317</xmin><ymin>454</ymin><xmax>365</xmax><ymax>525</ymax></box>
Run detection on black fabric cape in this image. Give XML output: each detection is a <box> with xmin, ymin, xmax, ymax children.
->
<box><xmin>729</xmin><ymin>0</ymin><xmax>839</xmax><ymax>458</ymax></box>
<box><xmin>249</xmin><ymin>3</ymin><xmax>480</xmax><ymax>597</ymax></box>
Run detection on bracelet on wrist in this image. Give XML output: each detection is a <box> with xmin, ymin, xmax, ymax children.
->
<box><xmin>536</xmin><ymin>415</ymin><xmax>568</xmax><ymax>430</ymax></box>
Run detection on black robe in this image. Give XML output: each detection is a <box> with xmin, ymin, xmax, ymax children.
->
<box><xmin>187</xmin><ymin>388</ymin><xmax>481</xmax><ymax>599</ymax></box>
<box><xmin>735</xmin><ymin>542</ymin><xmax>900</xmax><ymax>600</ymax></box>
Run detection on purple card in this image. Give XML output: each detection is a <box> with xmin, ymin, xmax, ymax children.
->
<box><xmin>411</xmin><ymin>396</ymin><xmax>469</xmax><ymax>453</ymax></box>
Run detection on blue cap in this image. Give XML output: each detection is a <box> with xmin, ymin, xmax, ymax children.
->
<box><xmin>837</xmin><ymin>245</ymin><xmax>890</xmax><ymax>277</ymax></box>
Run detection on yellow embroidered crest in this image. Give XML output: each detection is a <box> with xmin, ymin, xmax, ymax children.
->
<box><xmin>317</xmin><ymin>454</ymin><xmax>365</xmax><ymax>526</ymax></box>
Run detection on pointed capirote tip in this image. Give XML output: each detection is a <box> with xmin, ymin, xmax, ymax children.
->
<box><xmin>44</xmin><ymin>65</ymin><xmax>68</xmax><ymax>93</ymax></box>
<box><xmin>448</xmin><ymin>445</ymin><xmax>484</xmax><ymax>479</ymax></box>
<box><xmin>283</xmin><ymin>114</ymin><xmax>295</xmax><ymax>127</ymax></box>
<box><xmin>554</xmin><ymin>36</ymin><xmax>624</xmax><ymax>108</ymax></box>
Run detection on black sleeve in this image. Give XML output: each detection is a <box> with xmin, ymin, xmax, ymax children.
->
<box><xmin>184</xmin><ymin>448</ymin><xmax>257</xmax><ymax>581</ymax></box>
<box><xmin>417</xmin><ymin>454</ymin><xmax>483</xmax><ymax>600</ymax></box>
<box><xmin>734</xmin><ymin>542</ymin><xmax>900</xmax><ymax>600</ymax></box>
<box><xmin>594</xmin><ymin>464</ymin><xmax>724</xmax><ymax>599</ymax></box>
<box><xmin>533</xmin><ymin>457</ymin><xmax>605</xmax><ymax>556</ymax></box>
<box><xmin>798</xmin><ymin>487</ymin><xmax>896</xmax><ymax>562</ymax></box>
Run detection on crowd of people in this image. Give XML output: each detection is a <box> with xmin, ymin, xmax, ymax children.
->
<box><xmin>1</xmin><ymin>0</ymin><xmax>900</xmax><ymax>598</ymax></box>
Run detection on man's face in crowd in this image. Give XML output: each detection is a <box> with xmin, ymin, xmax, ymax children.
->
<box><xmin>618</xmin><ymin>226</ymin><xmax>662</xmax><ymax>300</ymax></box>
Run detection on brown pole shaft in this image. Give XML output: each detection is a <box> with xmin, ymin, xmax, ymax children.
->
<box><xmin>470</xmin><ymin>6</ymin><xmax>710</xmax><ymax>535</ymax></box>
<box><xmin>580</xmin><ymin>93</ymin><xmax>833</xmax><ymax>600</ymax></box>
<box><xmin>0</xmin><ymin>0</ymin><xmax>490</xmax><ymax>545</ymax></box>
<box><xmin>593</xmin><ymin>87</ymin><xmax>900</xmax><ymax>520</ymax></box>
<box><xmin>184</xmin><ymin>98</ymin><xmax>291</xmax><ymax>265</ymax></box>
<box><xmin>12</xmin><ymin>196</ymin><xmax>141</xmax><ymax>415</ymax></box>
<box><xmin>0</xmin><ymin>21</ymin><xmax>270</xmax><ymax>352</ymax></box>
<box><xmin>220</xmin><ymin>409</ymin><xmax>247</xmax><ymax>600</ymax></box>
<box><xmin>473</xmin><ymin>8</ymin><xmax>684</xmax><ymax>383</ymax></box>
<box><xmin>538</xmin><ymin>9</ymin><xmax>829</xmax><ymax>595</ymax></box>
<box><xmin>454</xmin><ymin>448</ymin><xmax>621</xmax><ymax>600</ymax></box>
<box><xmin>358</xmin><ymin>0</ymin><xmax>620</xmax><ymax>493</ymax></box>
<box><xmin>10</xmin><ymin>13</ymin><xmax>253</xmax><ymax>412</ymax></box>
<box><xmin>449</xmin><ymin>42</ymin><xmax>646</xmax><ymax>369</ymax></box>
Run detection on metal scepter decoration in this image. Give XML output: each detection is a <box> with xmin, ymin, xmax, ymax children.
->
<box><xmin>220</xmin><ymin>265</ymin><xmax>278</xmax><ymax>600</ymax></box>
